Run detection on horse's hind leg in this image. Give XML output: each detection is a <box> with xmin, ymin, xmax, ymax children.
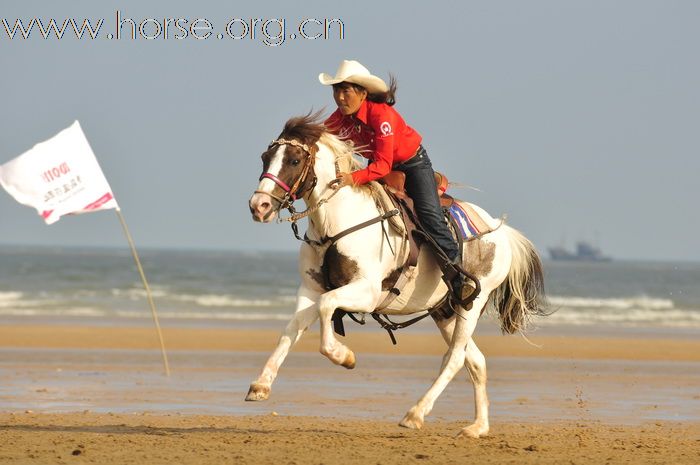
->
<box><xmin>246</xmin><ymin>286</ymin><xmax>320</xmax><ymax>401</ymax></box>
<box><xmin>432</xmin><ymin>302</ymin><xmax>490</xmax><ymax>438</ymax></box>
<box><xmin>399</xmin><ymin>299</ymin><xmax>480</xmax><ymax>431</ymax></box>
<box><xmin>460</xmin><ymin>339</ymin><xmax>489</xmax><ymax>438</ymax></box>
<box><xmin>400</xmin><ymin>293</ymin><xmax>489</xmax><ymax>436</ymax></box>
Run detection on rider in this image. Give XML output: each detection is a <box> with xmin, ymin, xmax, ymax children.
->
<box><xmin>319</xmin><ymin>59</ymin><xmax>473</xmax><ymax>303</ymax></box>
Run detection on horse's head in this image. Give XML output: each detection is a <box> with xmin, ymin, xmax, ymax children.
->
<box><xmin>249</xmin><ymin>114</ymin><xmax>327</xmax><ymax>223</ymax></box>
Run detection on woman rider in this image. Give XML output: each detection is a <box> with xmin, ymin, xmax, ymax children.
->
<box><xmin>319</xmin><ymin>59</ymin><xmax>472</xmax><ymax>303</ymax></box>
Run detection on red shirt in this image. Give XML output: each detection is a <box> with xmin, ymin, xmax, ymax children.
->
<box><xmin>324</xmin><ymin>100</ymin><xmax>422</xmax><ymax>185</ymax></box>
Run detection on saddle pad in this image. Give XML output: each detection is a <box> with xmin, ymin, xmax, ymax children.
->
<box><xmin>448</xmin><ymin>202</ymin><xmax>491</xmax><ymax>240</ymax></box>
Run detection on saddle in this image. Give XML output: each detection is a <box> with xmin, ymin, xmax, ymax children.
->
<box><xmin>378</xmin><ymin>171</ymin><xmax>494</xmax><ymax>243</ymax></box>
<box><xmin>380</xmin><ymin>171</ymin><xmax>454</xmax><ymax>208</ymax></box>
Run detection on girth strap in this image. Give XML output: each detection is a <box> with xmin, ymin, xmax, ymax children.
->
<box><xmin>370</xmin><ymin>312</ymin><xmax>433</xmax><ymax>345</ymax></box>
<box><xmin>333</xmin><ymin>293</ymin><xmax>450</xmax><ymax>345</ymax></box>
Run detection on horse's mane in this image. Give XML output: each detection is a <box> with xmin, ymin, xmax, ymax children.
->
<box><xmin>279</xmin><ymin>111</ymin><xmax>327</xmax><ymax>146</ymax></box>
<box><xmin>280</xmin><ymin>112</ymin><xmax>364</xmax><ymax>174</ymax></box>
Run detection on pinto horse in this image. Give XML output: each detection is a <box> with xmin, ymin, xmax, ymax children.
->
<box><xmin>247</xmin><ymin>114</ymin><xmax>547</xmax><ymax>438</ymax></box>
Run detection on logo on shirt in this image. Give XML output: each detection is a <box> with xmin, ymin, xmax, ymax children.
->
<box><xmin>379</xmin><ymin>121</ymin><xmax>393</xmax><ymax>136</ymax></box>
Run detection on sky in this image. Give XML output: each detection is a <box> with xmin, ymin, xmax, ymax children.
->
<box><xmin>0</xmin><ymin>1</ymin><xmax>698</xmax><ymax>261</ymax></box>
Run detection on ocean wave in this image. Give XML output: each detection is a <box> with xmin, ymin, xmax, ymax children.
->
<box><xmin>543</xmin><ymin>294</ymin><xmax>699</xmax><ymax>327</ymax></box>
<box><xmin>0</xmin><ymin>307</ymin><xmax>108</xmax><ymax>317</ymax></box>
<box><xmin>0</xmin><ymin>306</ymin><xmax>289</xmax><ymax>320</ymax></box>
<box><xmin>0</xmin><ymin>297</ymin><xmax>58</xmax><ymax>309</ymax></box>
<box><xmin>110</xmin><ymin>287</ymin><xmax>169</xmax><ymax>300</ymax></box>
<box><xmin>0</xmin><ymin>291</ymin><xmax>23</xmax><ymax>303</ymax></box>
<box><xmin>115</xmin><ymin>310</ymin><xmax>291</xmax><ymax>321</ymax></box>
<box><xmin>548</xmin><ymin>295</ymin><xmax>674</xmax><ymax>311</ymax></box>
<box><xmin>543</xmin><ymin>309</ymin><xmax>700</xmax><ymax>327</ymax></box>
<box><xmin>108</xmin><ymin>288</ymin><xmax>296</xmax><ymax>308</ymax></box>
<box><xmin>2</xmin><ymin>288</ymin><xmax>698</xmax><ymax>327</ymax></box>
<box><xmin>0</xmin><ymin>291</ymin><xmax>23</xmax><ymax>298</ymax></box>
<box><xmin>169</xmin><ymin>293</ymin><xmax>295</xmax><ymax>307</ymax></box>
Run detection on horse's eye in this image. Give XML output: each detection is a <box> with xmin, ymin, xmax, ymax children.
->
<box><xmin>291</xmin><ymin>159</ymin><xmax>300</xmax><ymax>166</ymax></box>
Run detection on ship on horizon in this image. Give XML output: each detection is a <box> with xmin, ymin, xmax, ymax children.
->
<box><xmin>548</xmin><ymin>241</ymin><xmax>611</xmax><ymax>262</ymax></box>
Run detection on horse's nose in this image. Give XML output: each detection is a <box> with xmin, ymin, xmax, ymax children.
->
<box><xmin>255</xmin><ymin>200</ymin><xmax>272</xmax><ymax>218</ymax></box>
<box><xmin>249</xmin><ymin>195</ymin><xmax>273</xmax><ymax>222</ymax></box>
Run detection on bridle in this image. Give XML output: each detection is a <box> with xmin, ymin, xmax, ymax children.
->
<box><xmin>255</xmin><ymin>137</ymin><xmax>342</xmax><ymax>224</ymax></box>
<box><xmin>255</xmin><ymin>138</ymin><xmax>317</xmax><ymax>210</ymax></box>
<box><xmin>254</xmin><ymin>135</ymin><xmax>399</xmax><ymax>251</ymax></box>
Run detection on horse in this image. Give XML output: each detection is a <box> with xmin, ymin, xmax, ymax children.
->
<box><xmin>247</xmin><ymin>114</ymin><xmax>547</xmax><ymax>438</ymax></box>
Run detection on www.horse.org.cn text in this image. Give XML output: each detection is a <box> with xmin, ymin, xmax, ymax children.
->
<box><xmin>1</xmin><ymin>11</ymin><xmax>346</xmax><ymax>47</ymax></box>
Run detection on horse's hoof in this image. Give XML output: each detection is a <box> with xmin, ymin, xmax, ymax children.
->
<box><xmin>456</xmin><ymin>423</ymin><xmax>489</xmax><ymax>439</ymax></box>
<box><xmin>245</xmin><ymin>383</ymin><xmax>270</xmax><ymax>401</ymax></box>
<box><xmin>399</xmin><ymin>410</ymin><xmax>424</xmax><ymax>430</ymax></box>
<box><xmin>341</xmin><ymin>350</ymin><xmax>356</xmax><ymax>369</ymax></box>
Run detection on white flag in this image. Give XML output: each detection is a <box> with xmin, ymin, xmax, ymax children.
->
<box><xmin>0</xmin><ymin>121</ymin><xmax>118</xmax><ymax>224</ymax></box>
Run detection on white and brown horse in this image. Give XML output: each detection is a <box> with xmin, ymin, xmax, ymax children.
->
<box><xmin>247</xmin><ymin>114</ymin><xmax>547</xmax><ymax>438</ymax></box>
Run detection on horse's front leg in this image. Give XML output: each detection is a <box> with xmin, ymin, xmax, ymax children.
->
<box><xmin>318</xmin><ymin>279</ymin><xmax>380</xmax><ymax>369</ymax></box>
<box><xmin>245</xmin><ymin>285</ymin><xmax>320</xmax><ymax>401</ymax></box>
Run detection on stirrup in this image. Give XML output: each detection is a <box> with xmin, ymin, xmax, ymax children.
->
<box><xmin>451</xmin><ymin>275</ymin><xmax>476</xmax><ymax>307</ymax></box>
<box><xmin>440</xmin><ymin>264</ymin><xmax>475</xmax><ymax>307</ymax></box>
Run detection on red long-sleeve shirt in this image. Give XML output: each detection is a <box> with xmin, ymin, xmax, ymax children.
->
<box><xmin>324</xmin><ymin>100</ymin><xmax>422</xmax><ymax>185</ymax></box>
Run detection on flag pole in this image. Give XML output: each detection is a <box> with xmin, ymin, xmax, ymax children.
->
<box><xmin>115</xmin><ymin>208</ymin><xmax>170</xmax><ymax>377</ymax></box>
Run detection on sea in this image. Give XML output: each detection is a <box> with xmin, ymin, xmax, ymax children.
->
<box><xmin>1</xmin><ymin>245</ymin><xmax>699</xmax><ymax>334</ymax></box>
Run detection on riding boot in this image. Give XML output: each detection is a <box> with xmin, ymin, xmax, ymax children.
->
<box><xmin>447</xmin><ymin>256</ymin><xmax>476</xmax><ymax>306</ymax></box>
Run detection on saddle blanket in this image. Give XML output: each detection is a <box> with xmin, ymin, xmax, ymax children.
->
<box><xmin>448</xmin><ymin>202</ymin><xmax>491</xmax><ymax>240</ymax></box>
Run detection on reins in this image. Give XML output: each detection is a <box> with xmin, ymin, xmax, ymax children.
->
<box><xmin>278</xmin><ymin>184</ymin><xmax>340</xmax><ymax>224</ymax></box>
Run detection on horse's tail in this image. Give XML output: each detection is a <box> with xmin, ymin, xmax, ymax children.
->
<box><xmin>491</xmin><ymin>225</ymin><xmax>548</xmax><ymax>334</ymax></box>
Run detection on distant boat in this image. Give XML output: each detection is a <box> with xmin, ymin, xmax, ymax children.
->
<box><xmin>548</xmin><ymin>241</ymin><xmax>611</xmax><ymax>262</ymax></box>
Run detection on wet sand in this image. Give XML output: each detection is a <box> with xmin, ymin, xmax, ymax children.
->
<box><xmin>1</xmin><ymin>324</ymin><xmax>699</xmax><ymax>464</ymax></box>
<box><xmin>3</xmin><ymin>323</ymin><xmax>700</xmax><ymax>360</ymax></box>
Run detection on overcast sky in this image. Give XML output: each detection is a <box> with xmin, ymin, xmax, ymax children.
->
<box><xmin>1</xmin><ymin>1</ymin><xmax>698</xmax><ymax>261</ymax></box>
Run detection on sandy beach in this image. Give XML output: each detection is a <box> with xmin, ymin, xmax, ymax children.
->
<box><xmin>1</xmin><ymin>323</ymin><xmax>699</xmax><ymax>464</ymax></box>
<box><xmin>2</xmin><ymin>412</ymin><xmax>698</xmax><ymax>465</ymax></box>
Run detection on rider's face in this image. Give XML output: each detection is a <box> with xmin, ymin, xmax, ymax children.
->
<box><xmin>333</xmin><ymin>83</ymin><xmax>367</xmax><ymax>116</ymax></box>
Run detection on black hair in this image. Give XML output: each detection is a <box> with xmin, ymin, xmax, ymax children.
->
<box><xmin>332</xmin><ymin>74</ymin><xmax>398</xmax><ymax>107</ymax></box>
<box><xmin>367</xmin><ymin>74</ymin><xmax>397</xmax><ymax>106</ymax></box>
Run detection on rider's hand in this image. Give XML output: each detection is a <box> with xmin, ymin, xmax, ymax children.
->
<box><xmin>330</xmin><ymin>172</ymin><xmax>355</xmax><ymax>189</ymax></box>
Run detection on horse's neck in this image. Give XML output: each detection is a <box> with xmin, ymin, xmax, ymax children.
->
<box><xmin>305</xmin><ymin>184</ymin><xmax>377</xmax><ymax>241</ymax></box>
<box><xmin>304</xmin><ymin>142</ymin><xmax>379</xmax><ymax>240</ymax></box>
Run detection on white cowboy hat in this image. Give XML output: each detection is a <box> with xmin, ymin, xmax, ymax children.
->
<box><xmin>318</xmin><ymin>60</ymin><xmax>388</xmax><ymax>94</ymax></box>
